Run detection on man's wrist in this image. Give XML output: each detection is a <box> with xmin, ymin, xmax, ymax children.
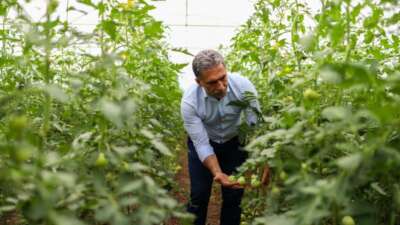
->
<box><xmin>213</xmin><ymin>171</ymin><xmax>223</xmax><ymax>177</ymax></box>
<box><xmin>203</xmin><ymin>154</ymin><xmax>223</xmax><ymax>177</ymax></box>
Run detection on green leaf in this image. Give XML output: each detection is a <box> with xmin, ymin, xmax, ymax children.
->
<box><xmin>119</xmin><ymin>180</ymin><xmax>143</xmax><ymax>194</ymax></box>
<box><xmin>228</xmin><ymin>100</ymin><xmax>249</xmax><ymax>108</ymax></box>
<box><xmin>351</xmin><ymin>4</ymin><xmax>363</xmax><ymax>22</ymax></box>
<box><xmin>44</xmin><ymin>84</ymin><xmax>70</xmax><ymax>103</ymax></box>
<box><xmin>173</xmin><ymin>63</ymin><xmax>189</xmax><ymax>71</ymax></box>
<box><xmin>171</xmin><ymin>47</ymin><xmax>194</xmax><ymax>56</ymax></box>
<box><xmin>320</xmin><ymin>67</ymin><xmax>342</xmax><ymax>84</ymax></box>
<box><xmin>260</xmin><ymin>214</ymin><xmax>295</xmax><ymax>225</ymax></box>
<box><xmin>330</xmin><ymin>23</ymin><xmax>345</xmax><ymax>46</ymax></box>
<box><xmin>99</xmin><ymin>99</ymin><xmax>122</xmax><ymax>127</ymax></box>
<box><xmin>0</xmin><ymin>205</ymin><xmax>16</xmax><ymax>212</ymax></box>
<box><xmin>72</xmin><ymin>132</ymin><xmax>93</xmax><ymax>149</ymax></box>
<box><xmin>151</xmin><ymin>139</ymin><xmax>172</xmax><ymax>156</ymax></box>
<box><xmin>98</xmin><ymin>2</ymin><xmax>106</xmax><ymax>14</ymax></box>
<box><xmin>337</xmin><ymin>153</ymin><xmax>362</xmax><ymax>171</ymax></box>
<box><xmin>364</xmin><ymin>30</ymin><xmax>374</xmax><ymax>44</ymax></box>
<box><xmin>131</xmin><ymin>162</ymin><xmax>148</xmax><ymax>171</ymax></box>
<box><xmin>144</xmin><ymin>21</ymin><xmax>163</xmax><ymax>37</ymax></box>
<box><xmin>371</xmin><ymin>182</ymin><xmax>387</xmax><ymax>196</ymax></box>
<box><xmin>260</xmin><ymin>147</ymin><xmax>276</xmax><ymax>158</ymax></box>
<box><xmin>387</xmin><ymin>12</ymin><xmax>400</xmax><ymax>25</ymax></box>
<box><xmin>67</xmin><ymin>6</ymin><xmax>89</xmax><ymax>15</ymax></box>
<box><xmin>47</xmin><ymin>0</ymin><xmax>59</xmax><ymax>15</ymax></box>
<box><xmin>363</xmin><ymin>7</ymin><xmax>383</xmax><ymax>28</ymax></box>
<box><xmin>77</xmin><ymin>0</ymin><xmax>96</xmax><ymax>8</ymax></box>
<box><xmin>321</xmin><ymin>63</ymin><xmax>376</xmax><ymax>87</ymax></box>
<box><xmin>322</xmin><ymin>106</ymin><xmax>350</xmax><ymax>121</ymax></box>
<box><xmin>101</xmin><ymin>20</ymin><xmax>117</xmax><ymax>41</ymax></box>
<box><xmin>141</xmin><ymin>129</ymin><xmax>155</xmax><ymax>139</ymax></box>
<box><xmin>0</xmin><ymin>4</ymin><xmax>7</xmax><ymax>16</ymax></box>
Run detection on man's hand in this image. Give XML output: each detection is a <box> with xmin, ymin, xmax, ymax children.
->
<box><xmin>203</xmin><ymin>154</ymin><xmax>244</xmax><ymax>189</ymax></box>
<box><xmin>213</xmin><ymin>172</ymin><xmax>243</xmax><ymax>189</ymax></box>
<box><xmin>261</xmin><ymin>165</ymin><xmax>271</xmax><ymax>186</ymax></box>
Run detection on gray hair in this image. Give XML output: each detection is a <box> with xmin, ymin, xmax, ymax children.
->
<box><xmin>192</xmin><ymin>49</ymin><xmax>225</xmax><ymax>77</ymax></box>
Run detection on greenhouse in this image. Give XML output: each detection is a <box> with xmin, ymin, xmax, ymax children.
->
<box><xmin>0</xmin><ymin>0</ymin><xmax>399</xmax><ymax>225</ymax></box>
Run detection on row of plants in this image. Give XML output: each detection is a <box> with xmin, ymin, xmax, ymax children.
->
<box><xmin>0</xmin><ymin>0</ymin><xmax>190</xmax><ymax>224</ymax></box>
<box><xmin>226</xmin><ymin>0</ymin><xmax>400</xmax><ymax>225</ymax></box>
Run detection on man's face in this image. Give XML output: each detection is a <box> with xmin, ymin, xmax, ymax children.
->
<box><xmin>196</xmin><ymin>63</ymin><xmax>228</xmax><ymax>100</ymax></box>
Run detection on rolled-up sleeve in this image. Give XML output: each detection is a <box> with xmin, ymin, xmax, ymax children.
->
<box><xmin>181</xmin><ymin>100</ymin><xmax>214</xmax><ymax>162</ymax></box>
<box><xmin>241</xmin><ymin>77</ymin><xmax>261</xmax><ymax>126</ymax></box>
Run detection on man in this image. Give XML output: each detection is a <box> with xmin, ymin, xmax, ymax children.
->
<box><xmin>180</xmin><ymin>49</ymin><xmax>268</xmax><ymax>225</ymax></box>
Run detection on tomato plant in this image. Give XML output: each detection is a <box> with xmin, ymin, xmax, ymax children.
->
<box><xmin>226</xmin><ymin>0</ymin><xmax>400</xmax><ymax>225</ymax></box>
<box><xmin>0</xmin><ymin>0</ymin><xmax>191</xmax><ymax>224</ymax></box>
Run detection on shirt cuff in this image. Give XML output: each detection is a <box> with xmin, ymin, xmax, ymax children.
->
<box><xmin>246</xmin><ymin>114</ymin><xmax>258</xmax><ymax>126</ymax></box>
<box><xmin>196</xmin><ymin>144</ymin><xmax>215</xmax><ymax>162</ymax></box>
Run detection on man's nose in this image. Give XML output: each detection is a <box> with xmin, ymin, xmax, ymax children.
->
<box><xmin>216</xmin><ymin>81</ymin><xmax>224</xmax><ymax>90</ymax></box>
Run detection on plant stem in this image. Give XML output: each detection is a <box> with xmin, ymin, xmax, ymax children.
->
<box><xmin>315</xmin><ymin>0</ymin><xmax>326</xmax><ymax>53</ymax></box>
<box><xmin>291</xmin><ymin>0</ymin><xmax>301</xmax><ymax>71</ymax></box>
<box><xmin>344</xmin><ymin>1</ymin><xmax>352</xmax><ymax>62</ymax></box>
<box><xmin>100</xmin><ymin>0</ymin><xmax>105</xmax><ymax>56</ymax></box>
<box><xmin>44</xmin><ymin>1</ymin><xmax>52</xmax><ymax>83</ymax></box>
<box><xmin>41</xmin><ymin>0</ymin><xmax>54</xmax><ymax>144</ymax></box>
<box><xmin>2</xmin><ymin>8</ymin><xmax>6</xmax><ymax>58</ymax></box>
<box><xmin>1</xmin><ymin>7</ymin><xmax>7</xmax><ymax>80</ymax></box>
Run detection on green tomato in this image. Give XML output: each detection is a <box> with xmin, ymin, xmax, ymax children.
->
<box><xmin>301</xmin><ymin>163</ymin><xmax>309</xmax><ymax>171</ymax></box>
<box><xmin>341</xmin><ymin>216</ymin><xmax>355</xmax><ymax>225</ymax></box>
<box><xmin>228</xmin><ymin>175</ymin><xmax>236</xmax><ymax>182</ymax></box>
<box><xmin>279</xmin><ymin>171</ymin><xmax>288</xmax><ymax>180</ymax></box>
<box><xmin>105</xmin><ymin>172</ymin><xmax>115</xmax><ymax>182</ymax></box>
<box><xmin>271</xmin><ymin>186</ymin><xmax>281</xmax><ymax>196</ymax></box>
<box><xmin>10</xmin><ymin>169</ymin><xmax>23</xmax><ymax>181</ymax></box>
<box><xmin>303</xmin><ymin>88</ymin><xmax>320</xmax><ymax>100</ymax></box>
<box><xmin>283</xmin><ymin>67</ymin><xmax>292</xmax><ymax>73</ymax></box>
<box><xmin>283</xmin><ymin>96</ymin><xmax>293</xmax><ymax>102</ymax></box>
<box><xmin>251</xmin><ymin>178</ymin><xmax>261</xmax><ymax>188</ymax></box>
<box><xmin>122</xmin><ymin>161</ymin><xmax>129</xmax><ymax>171</ymax></box>
<box><xmin>15</xmin><ymin>147</ymin><xmax>32</xmax><ymax>162</ymax></box>
<box><xmin>95</xmin><ymin>152</ymin><xmax>108</xmax><ymax>167</ymax></box>
<box><xmin>237</xmin><ymin>176</ymin><xmax>246</xmax><ymax>185</ymax></box>
<box><xmin>174</xmin><ymin>165</ymin><xmax>182</xmax><ymax>172</ymax></box>
<box><xmin>10</xmin><ymin>115</ymin><xmax>28</xmax><ymax>131</ymax></box>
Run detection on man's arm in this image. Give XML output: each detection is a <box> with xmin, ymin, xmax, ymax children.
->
<box><xmin>181</xmin><ymin>100</ymin><xmax>214</xmax><ymax>161</ymax></box>
<box><xmin>202</xmin><ymin>154</ymin><xmax>222</xmax><ymax>176</ymax></box>
<box><xmin>181</xmin><ymin>100</ymin><xmax>242</xmax><ymax>188</ymax></box>
<box><xmin>203</xmin><ymin>154</ymin><xmax>242</xmax><ymax>188</ymax></box>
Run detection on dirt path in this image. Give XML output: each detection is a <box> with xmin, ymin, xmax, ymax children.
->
<box><xmin>0</xmin><ymin>211</ymin><xmax>19</xmax><ymax>225</ymax></box>
<box><xmin>167</xmin><ymin>148</ymin><xmax>222</xmax><ymax>225</ymax></box>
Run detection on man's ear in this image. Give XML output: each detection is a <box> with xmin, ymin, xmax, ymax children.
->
<box><xmin>195</xmin><ymin>77</ymin><xmax>201</xmax><ymax>86</ymax></box>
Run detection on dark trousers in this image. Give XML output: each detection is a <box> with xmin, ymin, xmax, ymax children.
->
<box><xmin>186</xmin><ymin>136</ymin><xmax>248</xmax><ymax>225</ymax></box>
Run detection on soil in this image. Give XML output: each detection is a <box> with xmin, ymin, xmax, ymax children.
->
<box><xmin>0</xmin><ymin>211</ymin><xmax>20</xmax><ymax>225</ymax></box>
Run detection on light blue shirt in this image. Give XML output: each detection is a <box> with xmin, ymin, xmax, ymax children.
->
<box><xmin>180</xmin><ymin>73</ymin><xmax>260</xmax><ymax>162</ymax></box>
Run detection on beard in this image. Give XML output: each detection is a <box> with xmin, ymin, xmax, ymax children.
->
<box><xmin>212</xmin><ymin>89</ymin><xmax>227</xmax><ymax>99</ymax></box>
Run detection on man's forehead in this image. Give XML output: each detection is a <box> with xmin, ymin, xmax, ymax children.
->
<box><xmin>200</xmin><ymin>65</ymin><xmax>226</xmax><ymax>80</ymax></box>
